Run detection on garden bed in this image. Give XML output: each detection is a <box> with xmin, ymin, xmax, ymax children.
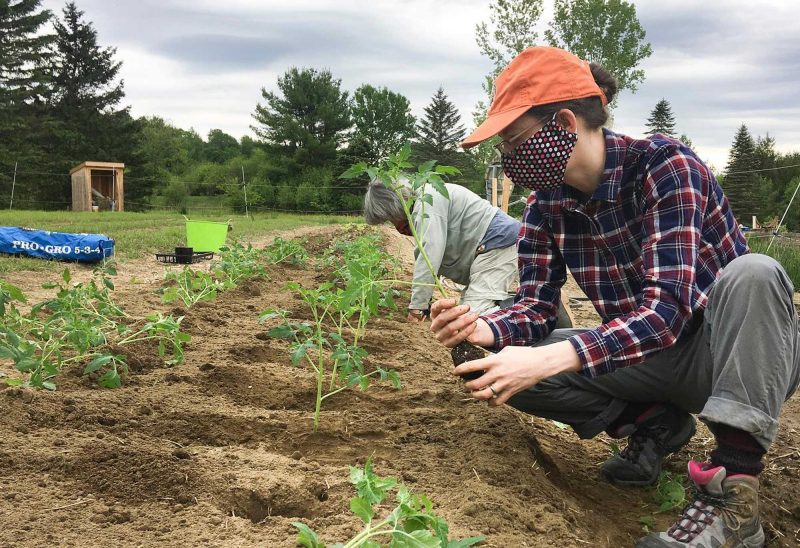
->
<box><xmin>1</xmin><ymin>225</ymin><xmax>799</xmax><ymax>547</ymax></box>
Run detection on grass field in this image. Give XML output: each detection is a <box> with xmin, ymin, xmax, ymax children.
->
<box><xmin>0</xmin><ymin>210</ymin><xmax>358</xmax><ymax>273</ymax></box>
<box><xmin>748</xmin><ymin>234</ymin><xmax>800</xmax><ymax>288</ymax></box>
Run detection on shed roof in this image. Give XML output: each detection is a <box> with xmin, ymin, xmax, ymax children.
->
<box><xmin>69</xmin><ymin>161</ymin><xmax>125</xmax><ymax>175</ymax></box>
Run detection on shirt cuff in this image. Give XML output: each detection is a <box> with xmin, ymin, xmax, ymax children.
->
<box><xmin>568</xmin><ymin>329</ymin><xmax>615</xmax><ymax>378</ymax></box>
<box><xmin>483</xmin><ymin>315</ymin><xmax>514</xmax><ymax>351</ymax></box>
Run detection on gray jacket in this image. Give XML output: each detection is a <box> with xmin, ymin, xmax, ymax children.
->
<box><xmin>409</xmin><ymin>183</ymin><xmax>500</xmax><ymax>310</ymax></box>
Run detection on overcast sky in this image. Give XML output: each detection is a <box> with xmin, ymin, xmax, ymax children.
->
<box><xmin>41</xmin><ymin>0</ymin><xmax>800</xmax><ymax>171</ymax></box>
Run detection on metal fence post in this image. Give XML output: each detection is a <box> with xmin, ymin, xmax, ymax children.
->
<box><xmin>9</xmin><ymin>161</ymin><xmax>18</xmax><ymax>209</ymax></box>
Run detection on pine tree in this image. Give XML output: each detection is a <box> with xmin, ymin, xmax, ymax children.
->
<box><xmin>414</xmin><ymin>87</ymin><xmax>480</xmax><ymax>191</ymax></box>
<box><xmin>0</xmin><ymin>0</ymin><xmax>52</xmax><ymax>105</ymax></box>
<box><xmin>415</xmin><ymin>87</ymin><xmax>466</xmax><ymax>161</ymax></box>
<box><xmin>0</xmin><ymin>0</ymin><xmax>53</xmax><ymax>191</ymax></box>
<box><xmin>645</xmin><ymin>98</ymin><xmax>676</xmax><ymax>136</ymax></box>
<box><xmin>51</xmin><ymin>2</ymin><xmax>124</xmax><ymax>113</ymax></box>
<box><xmin>46</xmin><ymin>1</ymin><xmax>138</xmax><ymax>203</ymax></box>
<box><xmin>722</xmin><ymin>124</ymin><xmax>759</xmax><ymax>224</ymax></box>
<box><xmin>251</xmin><ymin>67</ymin><xmax>351</xmax><ymax>169</ymax></box>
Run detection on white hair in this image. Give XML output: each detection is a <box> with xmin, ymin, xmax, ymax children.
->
<box><xmin>363</xmin><ymin>177</ymin><xmax>412</xmax><ymax>225</ymax></box>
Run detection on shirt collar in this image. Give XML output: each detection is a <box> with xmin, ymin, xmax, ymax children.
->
<box><xmin>557</xmin><ymin>128</ymin><xmax>627</xmax><ymax>209</ymax></box>
<box><xmin>592</xmin><ymin>128</ymin><xmax>627</xmax><ymax>202</ymax></box>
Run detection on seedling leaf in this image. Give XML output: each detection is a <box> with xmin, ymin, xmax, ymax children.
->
<box><xmin>350</xmin><ymin>496</ymin><xmax>374</xmax><ymax>524</ymax></box>
<box><xmin>84</xmin><ymin>354</ymin><xmax>113</xmax><ymax>374</ymax></box>
<box><xmin>350</xmin><ymin>457</ymin><xmax>396</xmax><ymax>505</ymax></box>
<box><xmin>293</xmin><ymin>522</ymin><xmax>326</xmax><ymax>548</ymax></box>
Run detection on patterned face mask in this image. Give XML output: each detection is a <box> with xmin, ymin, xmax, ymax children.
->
<box><xmin>501</xmin><ymin>114</ymin><xmax>578</xmax><ymax>192</ymax></box>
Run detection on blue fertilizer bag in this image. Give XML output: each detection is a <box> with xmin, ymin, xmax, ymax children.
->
<box><xmin>0</xmin><ymin>226</ymin><xmax>115</xmax><ymax>263</ymax></box>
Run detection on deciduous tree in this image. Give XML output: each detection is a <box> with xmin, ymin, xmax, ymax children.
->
<box><xmin>349</xmin><ymin>84</ymin><xmax>415</xmax><ymax>164</ymax></box>
<box><xmin>545</xmin><ymin>0</ymin><xmax>652</xmax><ymax>97</ymax></box>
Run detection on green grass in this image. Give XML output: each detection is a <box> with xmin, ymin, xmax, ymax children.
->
<box><xmin>0</xmin><ymin>210</ymin><xmax>359</xmax><ymax>274</ymax></box>
<box><xmin>748</xmin><ymin>235</ymin><xmax>800</xmax><ymax>289</ymax></box>
<box><xmin>149</xmin><ymin>194</ymin><xmax>234</xmax><ymax>214</ymax></box>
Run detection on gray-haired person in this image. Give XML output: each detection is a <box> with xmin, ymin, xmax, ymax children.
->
<box><xmin>364</xmin><ymin>179</ymin><xmax>521</xmax><ymax>322</ymax></box>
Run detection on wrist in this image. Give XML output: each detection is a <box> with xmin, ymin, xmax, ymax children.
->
<box><xmin>466</xmin><ymin>318</ymin><xmax>495</xmax><ymax>348</ymax></box>
<box><xmin>550</xmin><ymin>340</ymin><xmax>582</xmax><ymax>376</ymax></box>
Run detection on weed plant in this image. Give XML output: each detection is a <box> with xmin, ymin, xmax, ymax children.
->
<box><xmin>639</xmin><ymin>471</ymin><xmax>687</xmax><ymax>533</ymax></box>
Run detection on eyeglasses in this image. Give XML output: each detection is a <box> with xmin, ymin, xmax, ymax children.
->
<box><xmin>494</xmin><ymin>118</ymin><xmax>544</xmax><ymax>157</ymax></box>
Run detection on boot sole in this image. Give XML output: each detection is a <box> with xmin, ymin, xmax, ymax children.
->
<box><xmin>602</xmin><ymin>416</ymin><xmax>697</xmax><ymax>488</ymax></box>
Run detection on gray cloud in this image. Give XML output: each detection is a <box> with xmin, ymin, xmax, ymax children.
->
<box><xmin>156</xmin><ymin>34</ymin><xmax>294</xmax><ymax>69</ymax></box>
<box><xmin>40</xmin><ymin>0</ymin><xmax>800</xmax><ymax>169</ymax></box>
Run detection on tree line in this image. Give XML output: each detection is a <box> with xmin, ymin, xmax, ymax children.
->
<box><xmin>0</xmin><ymin>0</ymin><xmax>482</xmax><ymax>213</ymax></box>
<box><xmin>642</xmin><ymin>98</ymin><xmax>800</xmax><ymax>230</ymax></box>
<box><xmin>2</xmin><ymin>0</ymin><xmax>797</xmax><ymax>226</ymax></box>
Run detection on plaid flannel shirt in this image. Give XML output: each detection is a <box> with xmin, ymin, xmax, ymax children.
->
<box><xmin>482</xmin><ymin>130</ymin><xmax>749</xmax><ymax>378</ymax></box>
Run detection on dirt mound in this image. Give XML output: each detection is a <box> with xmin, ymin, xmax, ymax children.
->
<box><xmin>1</xmin><ymin>225</ymin><xmax>799</xmax><ymax>547</ymax></box>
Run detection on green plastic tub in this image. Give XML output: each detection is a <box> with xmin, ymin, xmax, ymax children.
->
<box><xmin>185</xmin><ymin>219</ymin><xmax>229</xmax><ymax>253</ymax></box>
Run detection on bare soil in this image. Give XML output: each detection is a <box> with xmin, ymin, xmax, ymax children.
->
<box><xmin>1</xmin><ymin>225</ymin><xmax>799</xmax><ymax>547</ymax></box>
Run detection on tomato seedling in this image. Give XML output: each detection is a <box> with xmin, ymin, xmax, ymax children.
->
<box><xmin>293</xmin><ymin>457</ymin><xmax>484</xmax><ymax>547</ymax></box>
<box><xmin>260</xmin><ymin>281</ymin><xmax>399</xmax><ymax>432</ymax></box>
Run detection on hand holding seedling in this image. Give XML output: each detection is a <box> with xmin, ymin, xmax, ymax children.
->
<box><xmin>429</xmin><ymin>298</ymin><xmax>494</xmax><ymax>348</ymax></box>
<box><xmin>456</xmin><ymin>340</ymin><xmax>582</xmax><ymax>406</ymax></box>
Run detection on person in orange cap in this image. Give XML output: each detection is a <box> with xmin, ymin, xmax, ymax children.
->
<box><xmin>430</xmin><ymin>46</ymin><xmax>798</xmax><ymax>547</ymax></box>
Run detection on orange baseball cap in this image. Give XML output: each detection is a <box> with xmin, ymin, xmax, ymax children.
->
<box><xmin>462</xmin><ymin>46</ymin><xmax>607</xmax><ymax>149</ymax></box>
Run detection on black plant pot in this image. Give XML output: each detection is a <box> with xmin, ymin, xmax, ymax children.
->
<box><xmin>175</xmin><ymin>246</ymin><xmax>193</xmax><ymax>264</ymax></box>
<box><xmin>451</xmin><ymin>341</ymin><xmax>486</xmax><ymax>381</ymax></box>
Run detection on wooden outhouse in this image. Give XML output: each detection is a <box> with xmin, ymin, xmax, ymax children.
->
<box><xmin>70</xmin><ymin>161</ymin><xmax>125</xmax><ymax>212</ymax></box>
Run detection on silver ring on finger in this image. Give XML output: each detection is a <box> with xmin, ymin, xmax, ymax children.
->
<box><xmin>488</xmin><ymin>384</ymin><xmax>498</xmax><ymax>398</ymax></box>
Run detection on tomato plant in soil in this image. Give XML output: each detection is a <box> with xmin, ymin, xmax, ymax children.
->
<box><xmin>341</xmin><ymin>145</ymin><xmax>484</xmax><ymax>377</ymax></box>
<box><xmin>293</xmin><ymin>457</ymin><xmax>484</xmax><ymax>548</ymax></box>
<box><xmin>265</xmin><ymin>236</ymin><xmax>309</xmax><ymax>266</ymax></box>
<box><xmin>0</xmin><ymin>263</ymin><xmax>191</xmax><ymax>389</ymax></box>
<box><xmin>161</xmin><ymin>267</ymin><xmax>224</xmax><ymax>307</ymax></box>
<box><xmin>260</xmin><ymin>279</ymin><xmax>400</xmax><ymax>432</ymax></box>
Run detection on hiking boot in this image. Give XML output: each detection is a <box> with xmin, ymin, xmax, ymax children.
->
<box><xmin>601</xmin><ymin>404</ymin><xmax>696</xmax><ymax>486</ymax></box>
<box><xmin>636</xmin><ymin>461</ymin><xmax>764</xmax><ymax>547</ymax></box>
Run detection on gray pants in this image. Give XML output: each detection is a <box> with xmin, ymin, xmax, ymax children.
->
<box><xmin>508</xmin><ymin>254</ymin><xmax>800</xmax><ymax>451</ymax></box>
<box><xmin>460</xmin><ymin>244</ymin><xmax>519</xmax><ymax>315</ymax></box>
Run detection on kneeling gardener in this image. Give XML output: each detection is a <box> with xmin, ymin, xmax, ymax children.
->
<box><xmin>364</xmin><ymin>178</ymin><xmax>521</xmax><ymax>321</ymax></box>
<box><xmin>431</xmin><ymin>46</ymin><xmax>799</xmax><ymax>547</ymax></box>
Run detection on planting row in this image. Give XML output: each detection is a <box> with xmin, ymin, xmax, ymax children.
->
<box><xmin>0</xmin><ymin>239</ymin><xmax>298</xmax><ymax>390</ymax></box>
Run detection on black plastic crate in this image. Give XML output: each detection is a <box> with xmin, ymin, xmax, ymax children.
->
<box><xmin>155</xmin><ymin>251</ymin><xmax>214</xmax><ymax>264</ymax></box>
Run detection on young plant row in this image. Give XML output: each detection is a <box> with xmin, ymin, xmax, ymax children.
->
<box><xmin>261</xmin><ymin>145</ymin><xmax>462</xmax><ymax>432</ymax></box>
<box><xmin>161</xmin><ymin>239</ymin><xmax>300</xmax><ymax>308</ymax></box>
<box><xmin>0</xmin><ymin>263</ymin><xmax>188</xmax><ymax>390</ymax></box>
<box><xmin>0</xmin><ymin>238</ymin><xmax>308</xmax><ymax>390</ymax></box>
